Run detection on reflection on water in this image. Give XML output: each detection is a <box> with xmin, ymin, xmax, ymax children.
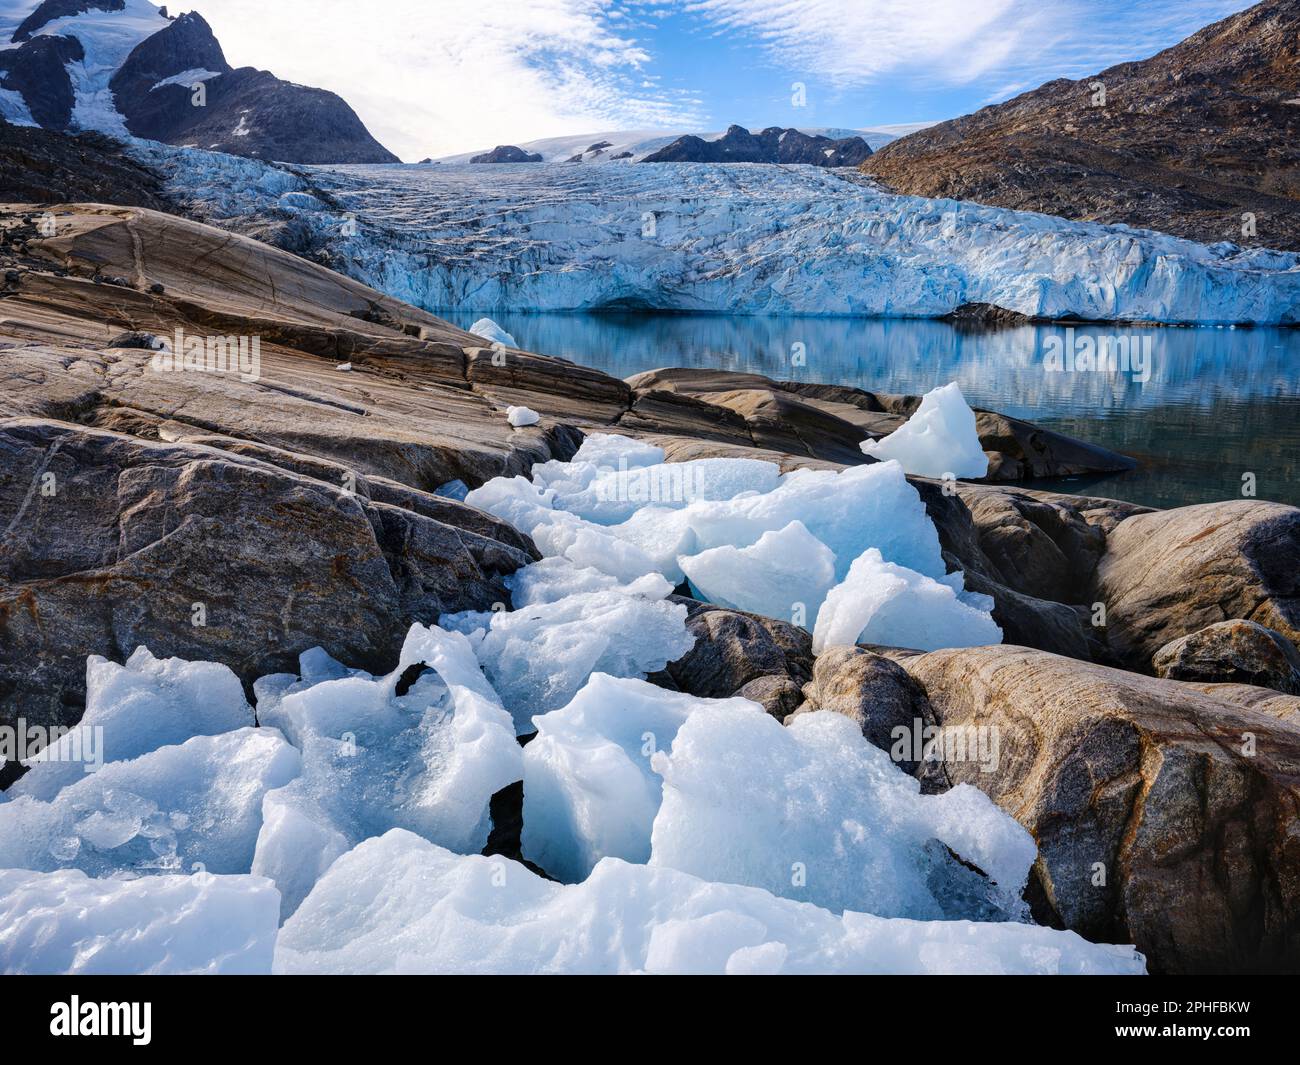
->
<box><xmin>447</xmin><ymin>312</ymin><xmax>1300</xmax><ymax>510</ymax></box>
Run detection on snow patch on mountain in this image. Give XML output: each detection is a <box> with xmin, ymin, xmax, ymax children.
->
<box><xmin>1</xmin><ymin>0</ymin><xmax>168</xmax><ymax>135</ymax></box>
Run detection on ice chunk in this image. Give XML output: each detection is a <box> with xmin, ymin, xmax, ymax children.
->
<box><xmin>274</xmin><ymin>830</ymin><xmax>1145</xmax><ymax>975</ymax></box>
<box><xmin>433</xmin><ymin>478</ymin><xmax>469</xmax><ymax>501</ymax></box>
<box><xmin>679</xmin><ymin>520</ymin><xmax>836</xmax><ymax>628</ymax></box>
<box><xmin>506</xmin><ymin>557</ymin><xmax>672</xmax><ymax>608</ymax></box>
<box><xmin>0</xmin><ymin>728</ymin><xmax>300</xmax><ymax>877</ymax></box>
<box><xmin>614</xmin><ymin>459</ymin><xmax>948</xmax><ymax>585</ymax></box>
<box><xmin>861</xmin><ymin>382</ymin><xmax>988</xmax><ymax>479</ymax></box>
<box><xmin>569</xmin><ymin>432</ymin><xmax>664</xmax><ymax>470</ymax></box>
<box><xmin>252</xmin><ymin>624</ymin><xmax>522</xmax><ymax>917</ymax></box>
<box><xmin>548</xmin><ymin>456</ymin><xmax>782</xmax><ymax>525</ymax></box>
<box><xmin>812</xmin><ymin>548</ymin><xmax>1002</xmax><ymax>653</ymax></box>
<box><xmin>649</xmin><ymin>707</ymin><xmax>1034</xmax><ymax>920</ymax></box>
<box><xmin>468</xmin><ymin>317</ymin><xmax>517</xmax><ymax>347</ymax></box>
<box><xmin>507</xmin><ymin>405</ymin><xmax>540</xmax><ymax>427</ymax></box>
<box><xmin>442</xmin><ymin>592</ymin><xmax>694</xmax><ymax>731</ymax></box>
<box><xmin>0</xmin><ymin>867</ymin><xmax>279</xmax><ymax>974</ymax></box>
<box><xmin>522</xmin><ymin>674</ymin><xmax>763</xmax><ymax>881</ymax></box>
<box><xmin>8</xmin><ymin>647</ymin><xmax>254</xmax><ymax>802</ymax></box>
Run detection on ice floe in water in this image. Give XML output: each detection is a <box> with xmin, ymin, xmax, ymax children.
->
<box><xmin>468</xmin><ymin>317</ymin><xmax>517</xmax><ymax>347</ymax></box>
<box><xmin>861</xmin><ymin>382</ymin><xmax>988</xmax><ymax>479</ymax></box>
<box><xmin>274</xmin><ymin>829</ymin><xmax>1145</xmax><ymax>975</ymax></box>
<box><xmin>465</xmin><ymin>429</ymin><xmax>1000</xmax><ymax>651</ymax></box>
<box><xmin>0</xmin><ymin>867</ymin><xmax>279</xmax><ymax>975</ymax></box>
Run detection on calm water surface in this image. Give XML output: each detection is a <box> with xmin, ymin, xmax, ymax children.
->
<box><xmin>446</xmin><ymin>312</ymin><xmax>1300</xmax><ymax>511</ymax></box>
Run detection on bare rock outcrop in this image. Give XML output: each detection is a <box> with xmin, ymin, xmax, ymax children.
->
<box><xmin>1153</xmin><ymin>620</ymin><xmax>1300</xmax><ymax>694</ymax></box>
<box><xmin>897</xmin><ymin>644</ymin><xmax>1300</xmax><ymax>973</ymax></box>
<box><xmin>1090</xmin><ymin>500</ymin><xmax>1300</xmax><ymax>670</ymax></box>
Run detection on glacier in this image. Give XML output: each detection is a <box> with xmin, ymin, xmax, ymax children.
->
<box><xmin>134</xmin><ymin>141</ymin><xmax>1300</xmax><ymax>324</ymax></box>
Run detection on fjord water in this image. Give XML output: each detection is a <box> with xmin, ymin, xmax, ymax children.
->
<box><xmin>448</xmin><ymin>313</ymin><xmax>1300</xmax><ymax>511</ymax></box>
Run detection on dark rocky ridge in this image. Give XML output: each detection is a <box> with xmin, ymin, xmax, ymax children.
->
<box><xmin>11</xmin><ymin>0</ymin><xmax>121</xmax><ymax>42</ymax></box>
<box><xmin>470</xmin><ymin>145</ymin><xmax>543</xmax><ymax>163</ymax></box>
<box><xmin>108</xmin><ymin>13</ymin><xmax>398</xmax><ymax>163</ymax></box>
<box><xmin>863</xmin><ymin>0</ymin><xmax>1300</xmax><ymax>250</ymax></box>
<box><xmin>0</xmin><ymin>121</ymin><xmax>176</xmax><ymax>209</ymax></box>
<box><xmin>644</xmin><ymin>124</ymin><xmax>872</xmax><ymax>166</ymax></box>
<box><xmin>0</xmin><ymin>5</ymin><xmax>397</xmax><ymax>164</ymax></box>
<box><xmin>0</xmin><ymin>33</ymin><xmax>83</xmax><ymax>129</ymax></box>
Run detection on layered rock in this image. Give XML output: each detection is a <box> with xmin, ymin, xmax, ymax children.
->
<box><xmin>624</xmin><ymin>368</ymin><xmax>1135</xmax><ymax>482</ymax></box>
<box><xmin>1153</xmin><ymin>620</ymin><xmax>1300</xmax><ymax>694</ymax></box>
<box><xmin>898</xmin><ymin>644</ymin><xmax>1300</xmax><ymax>973</ymax></box>
<box><xmin>1090</xmin><ymin>500</ymin><xmax>1300</xmax><ymax>671</ymax></box>
<box><xmin>0</xmin><ymin>418</ymin><xmax>536</xmax><ymax>730</ymax></box>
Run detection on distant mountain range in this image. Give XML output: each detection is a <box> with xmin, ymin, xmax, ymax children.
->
<box><xmin>641</xmin><ymin>124</ymin><xmax>872</xmax><ymax>166</ymax></box>
<box><xmin>863</xmin><ymin>0</ymin><xmax>1300</xmax><ymax>250</ymax></box>
<box><xmin>437</xmin><ymin>124</ymin><xmax>934</xmax><ymax>166</ymax></box>
<box><xmin>0</xmin><ymin>0</ymin><xmax>396</xmax><ymax>163</ymax></box>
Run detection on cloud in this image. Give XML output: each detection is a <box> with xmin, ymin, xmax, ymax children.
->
<box><xmin>678</xmin><ymin>0</ymin><xmax>1254</xmax><ymax>89</ymax></box>
<box><xmin>189</xmin><ymin>0</ymin><xmax>707</xmax><ymax>160</ymax></box>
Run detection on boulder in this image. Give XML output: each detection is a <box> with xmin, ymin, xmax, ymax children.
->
<box><xmin>664</xmin><ymin>600</ymin><xmax>813</xmax><ymax>713</ymax></box>
<box><xmin>898</xmin><ymin>643</ymin><xmax>1300</xmax><ymax>973</ymax></box>
<box><xmin>787</xmin><ymin>645</ymin><xmax>937</xmax><ymax>777</ymax></box>
<box><xmin>0</xmin><ymin>419</ymin><xmax>535</xmax><ymax>733</ymax></box>
<box><xmin>1153</xmin><ymin>620</ymin><xmax>1300</xmax><ymax>695</ymax></box>
<box><xmin>1091</xmin><ymin>501</ymin><xmax>1300</xmax><ymax>669</ymax></box>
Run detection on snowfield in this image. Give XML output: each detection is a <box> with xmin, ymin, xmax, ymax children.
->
<box><xmin>142</xmin><ymin>141</ymin><xmax>1300</xmax><ymax>324</ymax></box>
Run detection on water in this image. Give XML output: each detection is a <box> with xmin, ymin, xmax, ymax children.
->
<box><xmin>446</xmin><ymin>313</ymin><xmax>1300</xmax><ymax>510</ymax></box>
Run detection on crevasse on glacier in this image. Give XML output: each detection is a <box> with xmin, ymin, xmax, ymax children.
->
<box><xmin>133</xmin><ymin>142</ymin><xmax>1300</xmax><ymax>325</ymax></box>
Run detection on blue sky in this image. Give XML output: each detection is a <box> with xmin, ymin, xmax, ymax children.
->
<box><xmin>191</xmin><ymin>0</ymin><xmax>1258</xmax><ymax>160</ymax></box>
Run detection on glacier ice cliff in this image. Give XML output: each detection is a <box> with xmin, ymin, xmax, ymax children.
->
<box><xmin>137</xmin><ymin>143</ymin><xmax>1300</xmax><ymax>325</ymax></box>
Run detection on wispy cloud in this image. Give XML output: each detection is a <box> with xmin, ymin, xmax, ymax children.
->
<box><xmin>676</xmin><ymin>0</ymin><xmax>1254</xmax><ymax>89</ymax></box>
<box><xmin>189</xmin><ymin>0</ymin><xmax>1254</xmax><ymax>158</ymax></box>
<box><xmin>191</xmin><ymin>0</ymin><xmax>707</xmax><ymax>160</ymax></box>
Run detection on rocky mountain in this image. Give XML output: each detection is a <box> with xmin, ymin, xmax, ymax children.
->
<box><xmin>0</xmin><ymin>1</ymin><xmax>397</xmax><ymax>163</ymax></box>
<box><xmin>643</xmin><ymin>124</ymin><xmax>872</xmax><ymax>166</ymax></box>
<box><xmin>863</xmin><ymin>0</ymin><xmax>1300</xmax><ymax>250</ymax></box>
<box><xmin>469</xmin><ymin>144</ymin><xmax>543</xmax><ymax>164</ymax></box>
<box><xmin>0</xmin><ymin>117</ymin><xmax>176</xmax><ymax>206</ymax></box>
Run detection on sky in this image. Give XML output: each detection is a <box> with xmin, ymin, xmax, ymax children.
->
<box><xmin>187</xmin><ymin>0</ymin><xmax>1258</xmax><ymax>161</ymax></box>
